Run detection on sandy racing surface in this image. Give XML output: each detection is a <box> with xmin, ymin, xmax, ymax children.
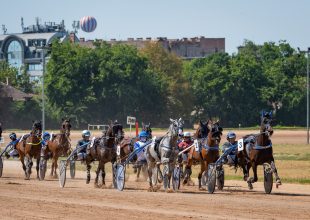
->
<box><xmin>0</xmin><ymin>129</ymin><xmax>310</xmax><ymax>219</ymax></box>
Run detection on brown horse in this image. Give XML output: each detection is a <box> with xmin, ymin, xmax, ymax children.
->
<box><xmin>86</xmin><ymin>122</ymin><xmax>124</xmax><ymax>187</ymax></box>
<box><xmin>184</xmin><ymin>120</ymin><xmax>223</xmax><ymax>189</ymax></box>
<box><xmin>16</xmin><ymin>120</ymin><xmax>42</xmax><ymax>180</ymax></box>
<box><xmin>118</xmin><ymin>122</ymin><xmax>152</xmax><ymax>180</ymax></box>
<box><xmin>239</xmin><ymin>112</ymin><xmax>281</xmax><ymax>192</ymax></box>
<box><xmin>44</xmin><ymin>118</ymin><xmax>71</xmax><ymax>178</ymax></box>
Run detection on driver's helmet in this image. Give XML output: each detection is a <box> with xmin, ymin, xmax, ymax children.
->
<box><xmin>82</xmin><ymin>130</ymin><xmax>91</xmax><ymax>138</ymax></box>
<box><xmin>183</xmin><ymin>131</ymin><xmax>191</xmax><ymax>140</ymax></box>
<box><xmin>226</xmin><ymin>131</ymin><xmax>236</xmax><ymax>140</ymax></box>
<box><xmin>9</xmin><ymin>132</ymin><xmax>17</xmax><ymax>140</ymax></box>
<box><xmin>138</xmin><ymin>131</ymin><xmax>148</xmax><ymax>142</ymax></box>
<box><xmin>42</xmin><ymin>132</ymin><xmax>51</xmax><ymax>141</ymax></box>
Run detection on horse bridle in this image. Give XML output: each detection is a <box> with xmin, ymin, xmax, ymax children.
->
<box><xmin>262</xmin><ymin>118</ymin><xmax>273</xmax><ymax>137</ymax></box>
<box><xmin>32</xmin><ymin>123</ymin><xmax>42</xmax><ymax>138</ymax></box>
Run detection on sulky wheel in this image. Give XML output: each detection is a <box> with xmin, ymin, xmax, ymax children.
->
<box><xmin>116</xmin><ymin>164</ymin><xmax>126</xmax><ymax>191</ymax></box>
<box><xmin>59</xmin><ymin>160</ymin><xmax>67</xmax><ymax>188</ymax></box>
<box><xmin>39</xmin><ymin>158</ymin><xmax>47</xmax><ymax>181</ymax></box>
<box><xmin>70</xmin><ymin>161</ymin><xmax>75</xmax><ymax>179</ymax></box>
<box><xmin>216</xmin><ymin>167</ymin><xmax>225</xmax><ymax>190</ymax></box>
<box><xmin>207</xmin><ymin>163</ymin><xmax>216</xmax><ymax>194</ymax></box>
<box><xmin>263</xmin><ymin>163</ymin><xmax>273</xmax><ymax>194</ymax></box>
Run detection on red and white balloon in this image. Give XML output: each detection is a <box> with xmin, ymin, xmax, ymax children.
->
<box><xmin>80</xmin><ymin>16</ymin><xmax>97</xmax><ymax>33</ymax></box>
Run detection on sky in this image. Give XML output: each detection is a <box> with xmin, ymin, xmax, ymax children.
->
<box><xmin>0</xmin><ymin>0</ymin><xmax>309</xmax><ymax>54</ymax></box>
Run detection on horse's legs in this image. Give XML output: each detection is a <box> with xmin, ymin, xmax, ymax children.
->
<box><xmin>247</xmin><ymin>162</ymin><xmax>257</xmax><ymax>190</ymax></box>
<box><xmin>183</xmin><ymin>158</ymin><xmax>192</xmax><ymax>185</ymax></box>
<box><xmin>136</xmin><ymin>165</ymin><xmax>141</xmax><ymax>180</ymax></box>
<box><xmin>199</xmin><ymin>161</ymin><xmax>207</xmax><ymax>190</ymax></box>
<box><xmin>86</xmin><ymin>163</ymin><xmax>91</xmax><ymax>184</ymax></box>
<box><xmin>20</xmin><ymin>155</ymin><xmax>27</xmax><ymax>176</ymax></box>
<box><xmin>53</xmin><ymin>156</ymin><xmax>59</xmax><ymax>177</ymax></box>
<box><xmin>241</xmin><ymin>162</ymin><xmax>250</xmax><ymax>181</ymax></box>
<box><xmin>24</xmin><ymin>155</ymin><xmax>33</xmax><ymax>180</ymax></box>
<box><xmin>94</xmin><ymin>161</ymin><xmax>101</xmax><ymax>188</ymax></box>
<box><xmin>101</xmin><ymin>163</ymin><xmax>106</xmax><ymax>186</ymax></box>
<box><xmin>270</xmin><ymin>160</ymin><xmax>282</xmax><ymax>187</ymax></box>
<box><xmin>36</xmin><ymin>156</ymin><xmax>40</xmax><ymax>179</ymax></box>
<box><xmin>252</xmin><ymin>163</ymin><xmax>258</xmax><ymax>182</ymax></box>
<box><xmin>50</xmin><ymin>154</ymin><xmax>55</xmax><ymax>176</ymax></box>
<box><xmin>147</xmin><ymin>161</ymin><xmax>155</xmax><ymax>191</ymax></box>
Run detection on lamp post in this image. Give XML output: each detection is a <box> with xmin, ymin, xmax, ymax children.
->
<box><xmin>42</xmin><ymin>48</ymin><xmax>45</xmax><ymax>133</ymax></box>
<box><xmin>35</xmin><ymin>45</ymin><xmax>47</xmax><ymax>133</ymax></box>
<box><xmin>298</xmin><ymin>47</ymin><xmax>310</xmax><ymax>144</ymax></box>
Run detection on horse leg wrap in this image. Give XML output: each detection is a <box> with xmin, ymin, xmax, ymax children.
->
<box><xmin>270</xmin><ymin>161</ymin><xmax>282</xmax><ymax>186</ymax></box>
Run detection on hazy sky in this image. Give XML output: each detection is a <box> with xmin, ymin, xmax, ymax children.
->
<box><xmin>0</xmin><ymin>0</ymin><xmax>309</xmax><ymax>54</ymax></box>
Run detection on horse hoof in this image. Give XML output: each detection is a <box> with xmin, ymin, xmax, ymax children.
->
<box><xmin>165</xmin><ymin>188</ymin><xmax>174</xmax><ymax>193</ymax></box>
<box><xmin>247</xmin><ymin>182</ymin><xmax>253</xmax><ymax>190</ymax></box>
<box><xmin>276</xmin><ymin>180</ymin><xmax>282</xmax><ymax>188</ymax></box>
<box><xmin>94</xmin><ymin>183</ymin><xmax>99</xmax><ymax>188</ymax></box>
<box><xmin>148</xmin><ymin>187</ymin><xmax>156</xmax><ymax>192</ymax></box>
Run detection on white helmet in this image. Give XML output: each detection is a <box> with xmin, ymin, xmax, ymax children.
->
<box><xmin>183</xmin><ymin>132</ymin><xmax>191</xmax><ymax>137</ymax></box>
<box><xmin>82</xmin><ymin>130</ymin><xmax>91</xmax><ymax>137</ymax></box>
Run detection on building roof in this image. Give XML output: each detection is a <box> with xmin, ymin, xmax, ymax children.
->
<box><xmin>0</xmin><ymin>82</ymin><xmax>33</xmax><ymax>101</ymax></box>
<box><xmin>0</xmin><ymin>32</ymin><xmax>68</xmax><ymax>44</ymax></box>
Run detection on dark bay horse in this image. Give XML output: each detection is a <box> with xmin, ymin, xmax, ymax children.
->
<box><xmin>145</xmin><ymin>118</ymin><xmax>184</xmax><ymax>192</ymax></box>
<box><xmin>16</xmin><ymin>120</ymin><xmax>42</xmax><ymax>180</ymax></box>
<box><xmin>86</xmin><ymin>122</ymin><xmax>124</xmax><ymax>187</ymax></box>
<box><xmin>44</xmin><ymin>118</ymin><xmax>71</xmax><ymax>177</ymax></box>
<box><xmin>185</xmin><ymin>120</ymin><xmax>223</xmax><ymax>189</ymax></box>
<box><xmin>239</xmin><ymin>112</ymin><xmax>282</xmax><ymax>191</ymax></box>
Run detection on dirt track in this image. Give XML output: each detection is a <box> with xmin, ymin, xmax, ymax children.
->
<box><xmin>0</xmin><ymin>130</ymin><xmax>310</xmax><ymax>219</ymax></box>
<box><xmin>0</xmin><ymin>160</ymin><xmax>309</xmax><ymax>220</ymax></box>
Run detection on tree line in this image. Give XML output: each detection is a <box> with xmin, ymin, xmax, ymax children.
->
<box><xmin>0</xmin><ymin>40</ymin><xmax>307</xmax><ymax>129</ymax></box>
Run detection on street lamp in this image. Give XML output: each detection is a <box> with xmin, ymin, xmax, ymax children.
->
<box><xmin>298</xmin><ymin>47</ymin><xmax>310</xmax><ymax>144</ymax></box>
<box><xmin>35</xmin><ymin>45</ymin><xmax>48</xmax><ymax>133</ymax></box>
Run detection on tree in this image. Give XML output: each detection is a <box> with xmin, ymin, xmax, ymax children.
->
<box><xmin>140</xmin><ymin>42</ymin><xmax>193</xmax><ymax>121</ymax></box>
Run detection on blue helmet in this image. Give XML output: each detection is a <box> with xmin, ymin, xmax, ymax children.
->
<box><xmin>227</xmin><ymin>131</ymin><xmax>236</xmax><ymax>139</ymax></box>
<box><xmin>139</xmin><ymin>131</ymin><xmax>148</xmax><ymax>138</ymax></box>
<box><xmin>43</xmin><ymin>132</ymin><xmax>51</xmax><ymax>141</ymax></box>
<box><xmin>9</xmin><ymin>132</ymin><xmax>17</xmax><ymax>140</ymax></box>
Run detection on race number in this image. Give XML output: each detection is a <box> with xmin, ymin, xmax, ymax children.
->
<box><xmin>117</xmin><ymin>145</ymin><xmax>121</xmax><ymax>156</ymax></box>
<box><xmin>194</xmin><ymin>139</ymin><xmax>199</xmax><ymax>152</ymax></box>
<box><xmin>127</xmin><ymin>116</ymin><xmax>136</xmax><ymax>125</ymax></box>
<box><xmin>238</xmin><ymin>138</ymin><xmax>244</xmax><ymax>151</ymax></box>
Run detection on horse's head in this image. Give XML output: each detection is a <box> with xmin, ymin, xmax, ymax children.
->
<box><xmin>61</xmin><ymin>118</ymin><xmax>71</xmax><ymax>137</ymax></box>
<box><xmin>207</xmin><ymin>120</ymin><xmax>223</xmax><ymax>145</ymax></box>
<box><xmin>195</xmin><ymin>120</ymin><xmax>209</xmax><ymax>138</ymax></box>
<box><xmin>32</xmin><ymin>120</ymin><xmax>42</xmax><ymax>137</ymax></box>
<box><xmin>260</xmin><ymin>111</ymin><xmax>274</xmax><ymax>137</ymax></box>
<box><xmin>142</xmin><ymin>122</ymin><xmax>152</xmax><ymax>138</ymax></box>
<box><xmin>169</xmin><ymin>118</ymin><xmax>184</xmax><ymax>137</ymax></box>
<box><xmin>109</xmin><ymin>120</ymin><xmax>124</xmax><ymax>143</ymax></box>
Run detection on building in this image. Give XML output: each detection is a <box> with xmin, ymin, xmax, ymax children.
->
<box><xmin>79</xmin><ymin>36</ymin><xmax>225</xmax><ymax>59</ymax></box>
<box><xmin>0</xmin><ymin>18</ymin><xmax>76</xmax><ymax>81</ymax></box>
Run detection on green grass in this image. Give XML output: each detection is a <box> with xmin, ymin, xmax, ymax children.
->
<box><xmin>273</xmin><ymin>144</ymin><xmax>310</xmax><ymax>161</ymax></box>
